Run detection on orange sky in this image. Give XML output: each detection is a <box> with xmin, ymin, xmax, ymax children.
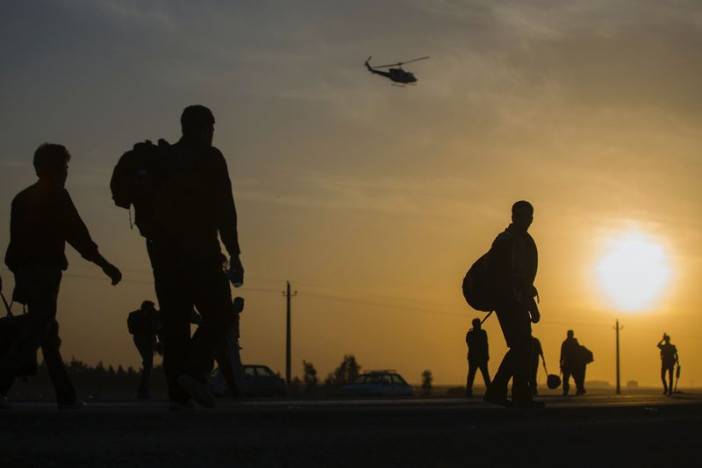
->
<box><xmin>1</xmin><ymin>1</ymin><xmax>701</xmax><ymax>386</ymax></box>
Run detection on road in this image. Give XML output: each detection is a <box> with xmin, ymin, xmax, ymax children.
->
<box><xmin>2</xmin><ymin>393</ymin><xmax>701</xmax><ymax>467</ymax></box>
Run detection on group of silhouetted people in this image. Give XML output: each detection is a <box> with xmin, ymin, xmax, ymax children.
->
<box><xmin>0</xmin><ymin>105</ymin><xmax>245</xmax><ymax>410</ymax></box>
<box><xmin>0</xmin><ymin>108</ymin><xmax>686</xmax><ymax>411</ymax></box>
<box><xmin>466</xmin><ymin>314</ymin><xmax>681</xmax><ymax>401</ymax></box>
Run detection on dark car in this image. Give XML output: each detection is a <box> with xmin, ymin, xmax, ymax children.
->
<box><xmin>341</xmin><ymin>371</ymin><xmax>414</xmax><ymax>397</ymax></box>
<box><xmin>210</xmin><ymin>364</ymin><xmax>286</xmax><ymax>397</ymax></box>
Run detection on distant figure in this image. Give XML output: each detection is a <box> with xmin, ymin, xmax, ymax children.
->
<box><xmin>657</xmin><ymin>333</ymin><xmax>679</xmax><ymax>396</ymax></box>
<box><xmin>228</xmin><ymin>297</ymin><xmax>245</xmax><ymax>389</ymax></box>
<box><xmin>211</xmin><ymin>296</ymin><xmax>245</xmax><ymax>397</ymax></box>
<box><xmin>484</xmin><ymin>201</ymin><xmax>542</xmax><ymax>408</ymax></box>
<box><xmin>127</xmin><ymin>300</ymin><xmax>162</xmax><ymax>399</ymax></box>
<box><xmin>144</xmin><ymin>106</ymin><xmax>244</xmax><ymax>409</ymax></box>
<box><xmin>0</xmin><ymin>144</ymin><xmax>122</xmax><ymax>409</ymax></box>
<box><xmin>529</xmin><ymin>336</ymin><xmax>545</xmax><ymax>396</ymax></box>
<box><xmin>560</xmin><ymin>330</ymin><xmax>587</xmax><ymax>396</ymax></box>
<box><xmin>465</xmin><ymin>318</ymin><xmax>490</xmax><ymax>397</ymax></box>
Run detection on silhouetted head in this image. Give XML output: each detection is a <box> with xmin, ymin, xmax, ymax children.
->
<box><xmin>233</xmin><ymin>296</ymin><xmax>245</xmax><ymax>314</ymax></box>
<box><xmin>567</xmin><ymin>330</ymin><xmax>574</xmax><ymax>339</ymax></box>
<box><xmin>141</xmin><ymin>300</ymin><xmax>155</xmax><ymax>311</ymax></box>
<box><xmin>181</xmin><ymin>105</ymin><xmax>215</xmax><ymax>146</ymax></box>
<box><xmin>472</xmin><ymin>318</ymin><xmax>481</xmax><ymax>330</ymax></box>
<box><xmin>663</xmin><ymin>334</ymin><xmax>670</xmax><ymax>343</ymax></box>
<box><xmin>511</xmin><ymin>200</ymin><xmax>534</xmax><ymax>231</ymax></box>
<box><xmin>34</xmin><ymin>143</ymin><xmax>70</xmax><ymax>188</ymax></box>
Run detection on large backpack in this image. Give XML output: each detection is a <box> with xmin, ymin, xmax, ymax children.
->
<box><xmin>579</xmin><ymin>345</ymin><xmax>594</xmax><ymax>364</ymax></box>
<box><xmin>462</xmin><ymin>252</ymin><xmax>495</xmax><ymax>312</ymax></box>
<box><xmin>110</xmin><ymin>139</ymin><xmax>170</xmax><ymax>238</ymax></box>
<box><xmin>127</xmin><ymin>310</ymin><xmax>151</xmax><ymax>336</ymax></box>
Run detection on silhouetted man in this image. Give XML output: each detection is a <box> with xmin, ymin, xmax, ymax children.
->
<box><xmin>657</xmin><ymin>333</ymin><xmax>678</xmax><ymax>396</ymax></box>
<box><xmin>0</xmin><ymin>144</ymin><xmax>122</xmax><ymax>409</ymax></box>
<box><xmin>128</xmin><ymin>300</ymin><xmax>162</xmax><ymax>399</ymax></box>
<box><xmin>484</xmin><ymin>201</ymin><xmax>542</xmax><ymax>408</ymax></box>
<box><xmin>465</xmin><ymin>318</ymin><xmax>490</xmax><ymax>397</ymax></box>
<box><xmin>560</xmin><ymin>330</ymin><xmax>582</xmax><ymax>396</ymax></box>
<box><xmin>146</xmin><ymin>106</ymin><xmax>244</xmax><ymax>408</ymax></box>
<box><xmin>529</xmin><ymin>336</ymin><xmax>544</xmax><ymax>396</ymax></box>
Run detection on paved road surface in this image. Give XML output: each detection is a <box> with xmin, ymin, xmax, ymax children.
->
<box><xmin>2</xmin><ymin>393</ymin><xmax>700</xmax><ymax>467</ymax></box>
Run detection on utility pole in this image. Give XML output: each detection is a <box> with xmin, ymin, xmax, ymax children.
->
<box><xmin>283</xmin><ymin>281</ymin><xmax>297</xmax><ymax>385</ymax></box>
<box><xmin>614</xmin><ymin>319</ymin><xmax>623</xmax><ymax>395</ymax></box>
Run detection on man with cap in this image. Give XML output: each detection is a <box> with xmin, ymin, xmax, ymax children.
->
<box><xmin>465</xmin><ymin>317</ymin><xmax>491</xmax><ymax>397</ymax></box>
<box><xmin>146</xmin><ymin>105</ymin><xmax>244</xmax><ymax>409</ymax></box>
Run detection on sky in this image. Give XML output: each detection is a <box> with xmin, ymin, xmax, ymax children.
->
<box><xmin>1</xmin><ymin>0</ymin><xmax>701</xmax><ymax>386</ymax></box>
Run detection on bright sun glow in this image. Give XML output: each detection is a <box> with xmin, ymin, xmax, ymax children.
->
<box><xmin>596</xmin><ymin>230</ymin><xmax>672</xmax><ymax>312</ymax></box>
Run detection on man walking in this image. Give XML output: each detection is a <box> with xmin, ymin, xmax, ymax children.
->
<box><xmin>560</xmin><ymin>330</ymin><xmax>581</xmax><ymax>396</ymax></box>
<box><xmin>146</xmin><ymin>106</ymin><xmax>244</xmax><ymax>409</ymax></box>
<box><xmin>127</xmin><ymin>300</ymin><xmax>162</xmax><ymax>399</ymax></box>
<box><xmin>483</xmin><ymin>201</ymin><xmax>542</xmax><ymax>408</ymax></box>
<box><xmin>657</xmin><ymin>333</ymin><xmax>679</xmax><ymax>396</ymax></box>
<box><xmin>465</xmin><ymin>318</ymin><xmax>490</xmax><ymax>397</ymax></box>
<box><xmin>1</xmin><ymin>144</ymin><xmax>122</xmax><ymax>409</ymax></box>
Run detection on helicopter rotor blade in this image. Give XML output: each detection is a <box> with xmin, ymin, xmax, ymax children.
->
<box><xmin>374</xmin><ymin>56</ymin><xmax>430</xmax><ymax>68</ymax></box>
<box><xmin>399</xmin><ymin>56</ymin><xmax>430</xmax><ymax>66</ymax></box>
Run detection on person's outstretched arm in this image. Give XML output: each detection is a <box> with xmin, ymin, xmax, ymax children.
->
<box><xmin>62</xmin><ymin>190</ymin><xmax>121</xmax><ymax>285</ymax></box>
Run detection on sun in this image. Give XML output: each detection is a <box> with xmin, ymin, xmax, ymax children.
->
<box><xmin>595</xmin><ymin>230</ymin><xmax>672</xmax><ymax>312</ymax></box>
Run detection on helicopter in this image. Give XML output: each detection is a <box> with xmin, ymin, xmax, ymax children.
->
<box><xmin>364</xmin><ymin>56</ymin><xmax>430</xmax><ymax>85</ymax></box>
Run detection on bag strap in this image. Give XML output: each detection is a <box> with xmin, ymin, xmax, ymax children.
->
<box><xmin>0</xmin><ymin>290</ymin><xmax>13</xmax><ymax>317</ymax></box>
<box><xmin>480</xmin><ymin>310</ymin><xmax>494</xmax><ymax>325</ymax></box>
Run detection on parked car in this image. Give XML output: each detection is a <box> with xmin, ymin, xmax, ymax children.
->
<box><xmin>210</xmin><ymin>364</ymin><xmax>286</xmax><ymax>397</ymax></box>
<box><xmin>341</xmin><ymin>371</ymin><xmax>414</xmax><ymax>397</ymax></box>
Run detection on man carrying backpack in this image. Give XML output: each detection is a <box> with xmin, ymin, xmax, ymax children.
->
<box><xmin>118</xmin><ymin>106</ymin><xmax>244</xmax><ymax>409</ymax></box>
<box><xmin>127</xmin><ymin>300</ymin><xmax>162</xmax><ymax>400</ymax></box>
<box><xmin>1</xmin><ymin>144</ymin><xmax>122</xmax><ymax>409</ymax></box>
<box><xmin>560</xmin><ymin>330</ymin><xmax>584</xmax><ymax>396</ymax></box>
<box><xmin>483</xmin><ymin>201</ymin><xmax>542</xmax><ymax>408</ymax></box>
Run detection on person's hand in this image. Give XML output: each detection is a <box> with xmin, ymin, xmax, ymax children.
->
<box><xmin>227</xmin><ymin>255</ymin><xmax>245</xmax><ymax>287</ymax></box>
<box><xmin>230</xmin><ymin>255</ymin><xmax>244</xmax><ymax>274</ymax></box>
<box><xmin>102</xmin><ymin>263</ymin><xmax>122</xmax><ymax>285</ymax></box>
